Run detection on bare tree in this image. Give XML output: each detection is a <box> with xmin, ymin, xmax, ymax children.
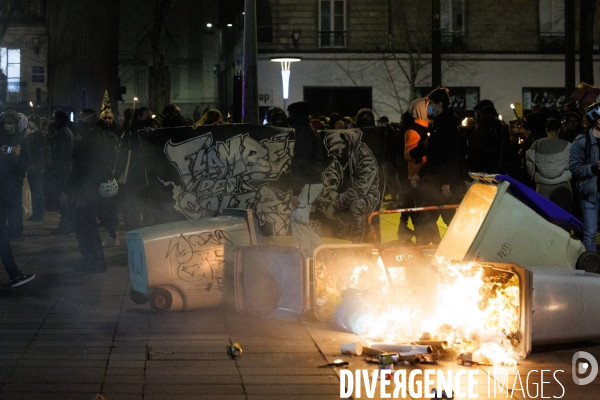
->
<box><xmin>120</xmin><ymin>0</ymin><xmax>178</xmax><ymax>111</ymax></box>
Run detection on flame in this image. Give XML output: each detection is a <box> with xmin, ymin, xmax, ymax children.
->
<box><xmin>343</xmin><ymin>261</ymin><xmax>522</xmax><ymax>366</ymax></box>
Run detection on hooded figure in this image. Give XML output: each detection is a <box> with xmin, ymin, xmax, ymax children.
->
<box><xmin>321</xmin><ymin>130</ymin><xmax>380</xmax><ymax>242</ymax></box>
<box><xmin>467</xmin><ymin>105</ymin><xmax>511</xmax><ymax>175</ymax></box>
<box><xmin>404</xmin><ymin>98</ymin><xmax>429</xmax><ymax>179</ymax></box>
<box><xmin>267</xmin><ymin>107</ymin><xmax>289</xmax><ymax>128</ymax></box>
<box><xmin>355</xmin><ymin>108</ymin><xmax>376</xmax><ymax>128</ymax></box>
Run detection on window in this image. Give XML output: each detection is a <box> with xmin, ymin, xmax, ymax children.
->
<box><xmin>440</xmin><ymin>0</ymin><xmax>465</xmax><ymax>51</ymax></box>
<box><xmin>539</xmin><ymin>0</ymin><xmax>564</xmax><ymax>52</ymax></box>
<box><xmin>257</xmin><ymin>0</ymin><xmax>273</xmax><ymax>43</ymax></box>
<box><xmin>319</xmin><ymin>0</ymin><xmax>346</xmax><ymax>48</ymax></box>
<box><xmin>416</xmin><ymin>87</ymin><xmax>480</xmax><ymax>111</ymax></box>
<box><xmin>0</xmin><ymin>48</ymin><xmax>22</xmax><ymax>102</ymax></box>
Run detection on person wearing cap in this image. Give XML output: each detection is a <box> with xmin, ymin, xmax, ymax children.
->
<box><xmin>570</xmin><ymin>102</ymin><xmax>600</xmax><ymax>252</ymax></box>
<box><xmin>287</xmin><ymin>101</ymin><xmax>323</xmax><ymax>256</ymax></box>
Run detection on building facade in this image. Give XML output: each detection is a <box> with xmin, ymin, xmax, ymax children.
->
<box><xmin>0</xmin><ymin>0</ymin><xmax>48</xmax><ymax>116</ymax></box>
<box><xmin>257</xmin><ymin>0</ymin><xmax>600</xmax><ymax>122</ymax></box>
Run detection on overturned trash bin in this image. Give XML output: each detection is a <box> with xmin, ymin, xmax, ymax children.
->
<box><xmin>127</xmin><ymin>210</ymin><xmax>260</xmax><ymax>312</ymax></box>
<box><xmin>434</xmin><ymin>175</ymin><xmax>586</xmax><ymax>270</ymax></box>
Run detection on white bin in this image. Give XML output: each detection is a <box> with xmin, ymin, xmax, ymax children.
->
<box><xmin>434</xmin><ymin>181</ymin><xmax>584</xmax><ymax>269</ymax></box>
<box><xmin>127</xmin><ymin>213</ymin><xmax>258</xmax><ymax>311</ymax></box>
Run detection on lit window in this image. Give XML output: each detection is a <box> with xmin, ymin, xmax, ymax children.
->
<box><xmin>0</xmin><ymin>48</ymin><xmax>21</xmax><ymax>93</ymax></box>
<box><xmin>319</xmin><ymin>0</ymin><xmax>346</xmax><ymax>48</ymax></box>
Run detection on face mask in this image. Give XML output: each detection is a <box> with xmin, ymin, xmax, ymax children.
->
<box><xmin>4</xmin><ymin>124</ymin><xmax>15</xmax><ymax>133</ymax></box>
<box><xmin>427</xmin><ymin>105</ymin><xmax>436</xmax><ymax>116</ymax></box>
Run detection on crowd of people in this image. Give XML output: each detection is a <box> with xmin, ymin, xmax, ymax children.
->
<box><xmin>0</xmin><ymin>104</ymin><xmax>226</xmax><ymax>287</ymax></box>
<box><xmin>1</xmin><ymin>89</ymin><xmax>600</xmax><ymax>288</ymax></box>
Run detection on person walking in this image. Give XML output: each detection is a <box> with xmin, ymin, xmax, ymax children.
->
<box><xmin>411</xmin><ymin>87</ymin><xmax>463</xmax><ymax>245</ymax></box>
<box><xmin>570</xmin><ymin>103</ymin><xmax>600</xmax><ymax>252</ymax></box>
<box><xmin>0</xmin><ymin>143</ymin><xmax>35</xmax><ymax>286</ymax></box>
<box><xmin>63</xmin><ymin>109</ymin><xmax>109</xmax><ymax>272</ymax></box>
<box><xmin>403</xmin><ymin>98</ymin><xmax>431</xmax><ymax>244</ymax></box>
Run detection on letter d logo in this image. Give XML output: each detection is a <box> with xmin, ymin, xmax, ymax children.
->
<box><xmin>572</xmin><ymin>351</ymin><xmax>598</xmax><ymax>385</ymax></box>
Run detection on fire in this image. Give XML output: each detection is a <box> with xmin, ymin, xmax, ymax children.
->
<box><xmin>338</xmin><ymin>260</ymin><xmax>522</xmax><ymax>366</ymax></box>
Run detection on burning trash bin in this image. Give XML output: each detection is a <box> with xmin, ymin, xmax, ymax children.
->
<box><xmin>434</xmin><ymin>176</ymin><xmax>586</xmax><ymax>270</ymax></box>
<box><xmin>314</xmin><ymin>243</ymin><xmax>600</xmax><ymax>366</ymax></box>
<box><xmin>127</xmin><ymin>210</ymin><xmax>260</xmax><ymax>312</ymax></box>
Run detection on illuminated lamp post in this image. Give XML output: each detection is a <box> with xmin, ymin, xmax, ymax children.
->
<box><xmin>271</xmin><ymin>58</ymin><xmax>301</xmax><ymax>110</ymax></box>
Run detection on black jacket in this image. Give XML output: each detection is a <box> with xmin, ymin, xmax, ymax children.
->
<box><xmin>420</xmin><ymin>108</ymin><xmax>461</xmax><ymax>186</ymax></box>
<box><xmin>114</xmin><ymin>122</ymin><xmax>148</xmax><ymax>189</ymax></box>
<box><xmin>290</xmin><ymin>121</ymin><xmax>323</xmax><ymax>195</ymax></box>
<box><xmin>48</xmin><ymin>126</ymin><xmax>74</xmax><ymax>178</ymax></box>
<box><xmin>0</xmin><ymin>130</ymin><xmax>30</xmax><ymax>186</ymax></box>
<box><xmin>65</xmin><ymin>126</ymin><xmax>110</xmax><ymax>208</ymax></box>
<box><xmin>467</xmin><ymin>119</ymin><xmax>511</xmax><ymax>175</ymax></box>
<box><xmin>27</xmin><ymin>130</ymin><xmax>46</xmax><ymax>173</ymax></box>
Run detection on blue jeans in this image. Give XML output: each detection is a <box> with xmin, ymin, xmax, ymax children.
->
<box><xmin>580</xmin><ymin>199</ymin><xmax>600</xmax><ymax>252</ymax></box>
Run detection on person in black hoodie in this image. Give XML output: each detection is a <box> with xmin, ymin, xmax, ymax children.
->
<box><xmin>62</xmin><ymin>109</ymin><xmax>109</xmax><ymax>272</ymax></box>
<box><xmin>467</xmin><ymin>105</ymin><xmax>511</xmax><ymax>175</ymax></box>
<box><xmin>0</xmin><ymin>110</ymin><xmax>30</xmax><ymax>237</ymax></box>
<box><xmin>48</xmin><ymin>111</ymin><xmax>75</xmax><ymax>234</ymax></box>
<box><xmin>288</xmin><ymin>101</ymin><xmax>323</xmax><ymax>256</ymax></box>
<box><xmin>114</xmin><ymin>107</ymin><xmax>154</xmax><ymax>231</ymax></box>
<box><xmin>411</xmin><ymin>87</ymin><xmax>463</xmax><ymax>244</ymax></box>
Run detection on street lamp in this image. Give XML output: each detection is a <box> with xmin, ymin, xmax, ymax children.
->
<box><xmin>271</xmin><ymin>57</ymin><xmax>301</xmax><ymax>110</ymax></box>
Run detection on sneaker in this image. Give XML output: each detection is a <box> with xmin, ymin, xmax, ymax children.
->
<box><xmin>102</xmin><ymin>237</ymin><xmax>120</xmax><ymax>247</ymax></box>
<box><xmin>10</xmin><ymin>272</ymin><xmax>36</xmax><ymax>288</ymax></box>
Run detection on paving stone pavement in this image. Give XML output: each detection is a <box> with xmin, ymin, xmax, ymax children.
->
<box><xmin>0</xmin><ymin>212</ymin><xmax>599</xmax><ymax>400</ymax></box>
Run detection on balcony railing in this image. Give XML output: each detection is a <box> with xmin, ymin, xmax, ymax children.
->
<box><xmin>0</xmin><ymin>1</ymin><xmax>46</xmax><ymax>24</ymax></box>
<box><xmin>319</xmin><ymin>31</ymin><xmax>346</xmax><ymax>49</ymax></box>
<box><xmin>539</xmin><ymin>32</ymin><xmax>565</xmax><ymax>54</ymax></box>
<box><xmin>6</xmin><ymin>81</ymin><xmax>27</xmax><ymax>104</ymax></box>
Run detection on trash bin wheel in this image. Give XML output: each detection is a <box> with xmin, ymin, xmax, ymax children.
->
<box><xmin>130</xmin><ymin>288</ymin><xmax>149</xmax><ymax>305</ymax></box>
<box><xmin>576</xmin><ymin>251</ymin><xmax>600</xmax><ymax>274</ymax></box>
<box><xmin>150</xmin><ymin>288</ymin><xmax>173</xmax><ymax>312</ymax></box>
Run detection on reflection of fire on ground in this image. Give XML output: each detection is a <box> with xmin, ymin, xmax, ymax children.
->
<box><xmin>316</xmin><ymin>248</ymin><xmax>523</xmax><ymax>366</ymax></box>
